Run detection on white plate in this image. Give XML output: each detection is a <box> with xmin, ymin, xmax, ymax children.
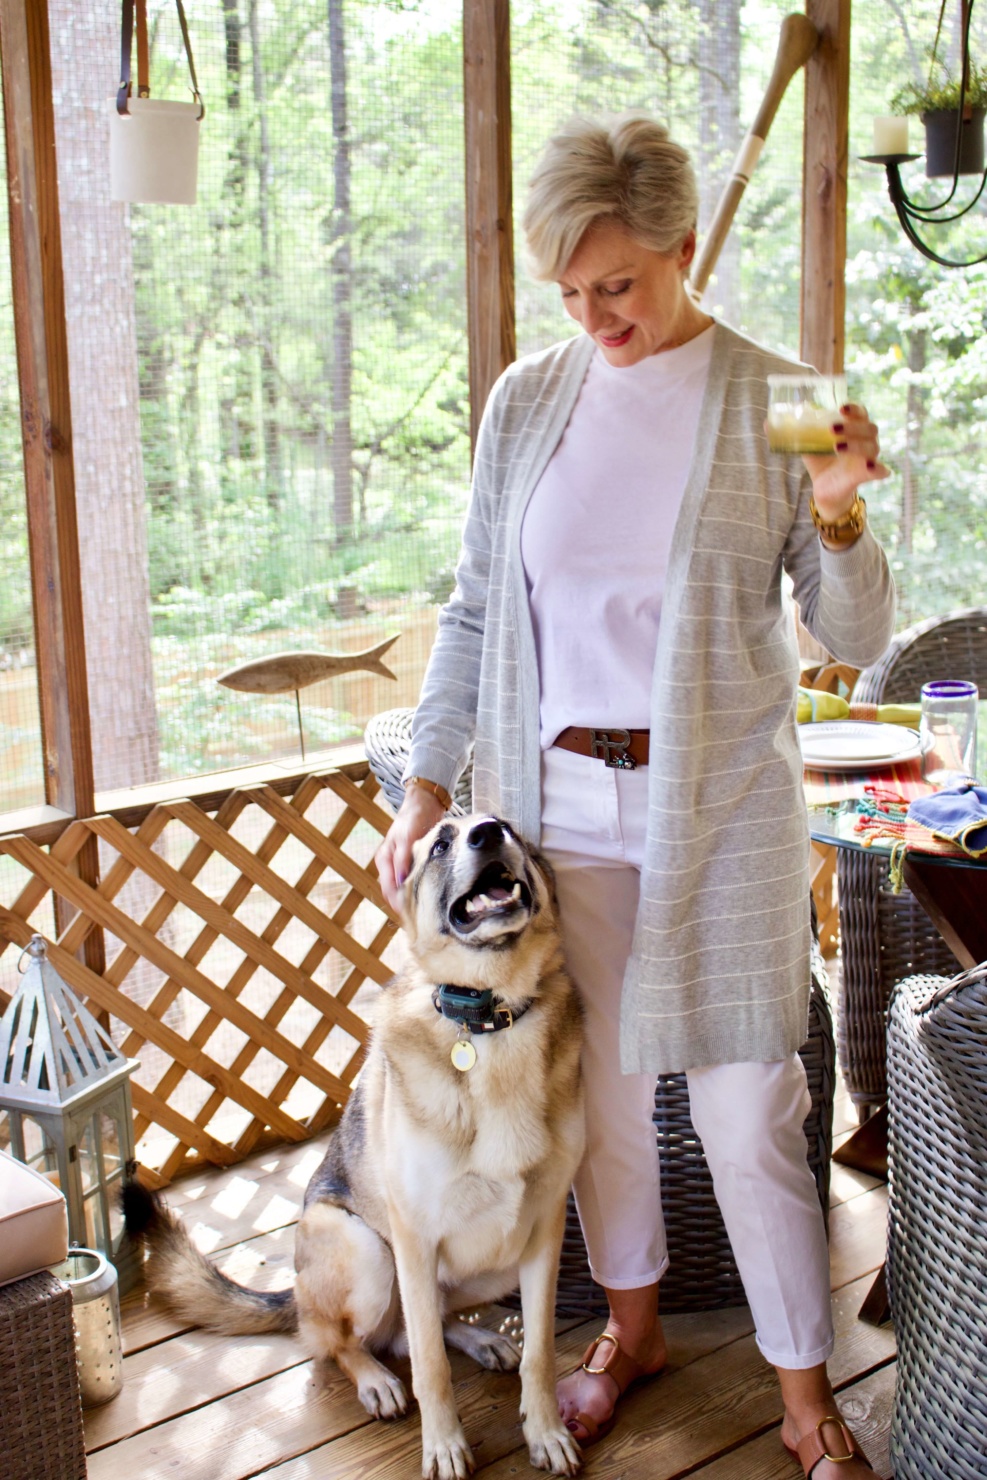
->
<box><xmin>799</xmin><ymin>721</ymin><xmax>923</xmax><ymax>771</ymax></box>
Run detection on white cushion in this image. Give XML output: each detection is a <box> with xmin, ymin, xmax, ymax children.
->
<box><xmin>0</xmin><ymin>1148</ymin><xmax>69</xmax><ymax>1286</ymax></box>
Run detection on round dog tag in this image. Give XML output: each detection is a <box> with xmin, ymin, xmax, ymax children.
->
<box><xmin>451</xmin><ymin>1039</ymin><xmax>477</xmax><ymax>1072</ymax></box>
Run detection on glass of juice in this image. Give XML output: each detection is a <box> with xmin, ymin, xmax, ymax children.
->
<box><xmin>766</xmin><ymin>374</ymin><xmax>847</xmax><ymax>454</ymax></box>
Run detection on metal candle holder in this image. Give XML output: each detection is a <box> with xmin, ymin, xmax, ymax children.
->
<box><xmin>862</xmin><ymin>0</ymin><xmax>987</xmax><ymax>267</ymax></box>
<box><xmin>860</xmin><ymin>151</ymin><xmax>987</xmax><ymax>268</ymax></box>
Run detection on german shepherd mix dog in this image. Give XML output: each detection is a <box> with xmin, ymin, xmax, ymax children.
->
<box><xmin>124</xmin><ymin>816</ymin><xmax>585</xmax><ymax>1480</ymax></box>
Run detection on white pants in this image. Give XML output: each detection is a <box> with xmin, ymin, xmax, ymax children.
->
<box><xmin>540</xmin><ymin>747</ymin><xmax>835</xmax><ymax>1370</ymax></box>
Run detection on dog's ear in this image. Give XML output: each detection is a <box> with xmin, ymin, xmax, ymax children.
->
<box><xmin>526</xmin><ymin>842</ymin><xmax>558</xmax><ymax>914</ymax></box>
<box><xmin>396</xmin><ymin>878</ymin><xmax>417</xmax><ymax>941</ymax></box>
<box><xmin>392</xmin><ymin>828</ymin><xmax>431</xmax><ymax>943</ymax></box>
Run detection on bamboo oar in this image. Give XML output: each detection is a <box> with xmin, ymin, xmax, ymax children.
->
<box><xmin>688</xmin><ymin>13</ymin><xmax>820</xmax><ymax>302</ymax></box>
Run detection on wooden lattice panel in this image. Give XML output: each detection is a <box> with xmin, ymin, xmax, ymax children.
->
<box><xmin>0</xmin><ymin>766</ymin><xmax>398</xmax><ymax>1183</ymax></box>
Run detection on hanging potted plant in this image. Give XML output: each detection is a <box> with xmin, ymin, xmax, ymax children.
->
<box><xmin>891</xmin><ymin>58</ymin><xmax>987</xmax><ymax>178</ymax></box>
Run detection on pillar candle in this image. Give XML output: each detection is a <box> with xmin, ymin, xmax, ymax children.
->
<box><xmin>873</xmin><ymin>116</ymin><xmax>909</xmax><ymax>155</ymax></box>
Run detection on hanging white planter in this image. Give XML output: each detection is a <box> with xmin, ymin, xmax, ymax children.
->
<box><xmin>110</xmin><ymin>97</ymin><xmax>201</xmax><ymax>204</ymax></box>
<box><xmin>109</xmin><ymin>0</ymin><xmax>204</xmax><ymax>206</ymax></box>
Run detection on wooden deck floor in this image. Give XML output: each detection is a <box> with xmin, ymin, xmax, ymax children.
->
<box><xmin>85</xmin><ymin>1079</ymin><xmax>895</xmax><ymax>1480</ymax></box>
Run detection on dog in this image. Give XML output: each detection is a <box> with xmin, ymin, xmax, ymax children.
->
<box><xmin>124</xmin><ymin>815</ymin><xmax>585</xmax><ymax>1480</ymax></box>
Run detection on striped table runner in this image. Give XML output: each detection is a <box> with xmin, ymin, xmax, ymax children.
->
<box><xmin>803</xmin><ymin>754</ymin><xmax>931</xmax><ymax>807</ymax></box>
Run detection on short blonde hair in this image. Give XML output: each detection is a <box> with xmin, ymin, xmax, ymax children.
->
<box><xmin>522</xmin><ymin>113</ymin><xmax>698</xmax><ymax>281</ymax></box>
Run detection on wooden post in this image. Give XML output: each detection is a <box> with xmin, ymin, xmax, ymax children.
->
<box><xmin>463</xmin><ymin>0</ymin><xmax>515</xmax><ymax>454</ymax></box>
<box><xmin>800</xmin><ymin>0</ymin><xmax>850</xmax><ymax>372</ymax></box>
<box><xmin>799</xmin><ymin>2</ymin><xmax>850</xmax><ymax>923</ymax></box>
<box><xmin>1</xmin><ymin>0</ymin><xmax>103</xmax><ymax>970</ymax></box>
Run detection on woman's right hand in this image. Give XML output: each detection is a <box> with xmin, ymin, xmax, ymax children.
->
<box><xmin>375</xmin><ymin>786</ymin><xmax>447</xmax><ymax>915</ymax></box>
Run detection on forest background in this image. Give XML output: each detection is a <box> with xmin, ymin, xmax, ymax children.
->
<box><xmin>1</xmin><ymin>0</ymin><xmax>985</xmax><ymax>812</ymax></box>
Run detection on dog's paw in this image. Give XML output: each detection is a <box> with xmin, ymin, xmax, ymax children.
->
<box><xmin>524</xmin><ymin>1423</ymin><xmax>582</xmax><ymax>1476</ymax></box>
<box><xmin>466</xmin><ymin>1327</ymin><xmax>522</xmax><ymax>1372</ymax></box>
<box><xmin>358</xmin><ymin>1367</ymin><xmax>408</xmax><ymax>1420</ymax></box>
<box><xmin>422</xmin><ymin>1429</ymin><xmax>475</xmax><ymax>1480</ymax></box>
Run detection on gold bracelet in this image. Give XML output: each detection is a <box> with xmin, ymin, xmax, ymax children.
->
<box><xmin>404</xmin><ymin>775</ymin><xmax>453</xmax><ymax>811</ymax></box>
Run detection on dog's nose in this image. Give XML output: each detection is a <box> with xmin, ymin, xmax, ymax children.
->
<box><xmin>467</xmin><ymin>819</ymin><xmax>503</xmax><ymax>851</ymax></box>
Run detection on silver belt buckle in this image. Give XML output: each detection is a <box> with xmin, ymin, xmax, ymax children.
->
<box><xmin>589</xmin><ymin>728</ymin><xmax>636</xmax><ymax>769</ymax></box>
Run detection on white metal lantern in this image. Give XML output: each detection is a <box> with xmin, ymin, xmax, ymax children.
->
<box><xmin>0</xmin><ymin>936</ymin><xmax>141</xmax><ymax>1293</ymax></box>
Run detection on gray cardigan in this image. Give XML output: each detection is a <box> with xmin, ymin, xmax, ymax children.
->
<box><xmin>407</xmin><ymin>323</ymin><xmax>896</xmax><ymax>1073</ymax></box>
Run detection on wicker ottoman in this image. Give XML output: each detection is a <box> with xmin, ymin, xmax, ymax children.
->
<box><xmin>0</xmin><ymin>1270</ymin><xmax>88</xmax><ymax>1480</ymax></box>
<box><xmin>546</xmin><ymin>952</ymin><xmax>835</xmax><ymax>1318</ymax></box>
<box><xmin>886</xmin><ymin>963</ymin><xmax>987</xmax><ymax>1480</ymax></box>
<box><xmin>0</xmin><ymin>1150</ymin><xmax>85</xmax><ymax>1478</ymax></box>
<box><xmin>363</xmin><ymin>711</ymin><xmax>837</xmax><ymax>1315</ymax></box>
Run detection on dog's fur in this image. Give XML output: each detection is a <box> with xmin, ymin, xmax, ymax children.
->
<box><xmin>124</xmin><ymin>815</ymin><xmax>585</xmax><ymax>1480</ymax></box>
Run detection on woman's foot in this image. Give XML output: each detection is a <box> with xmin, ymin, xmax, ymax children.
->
<box><xmin>556</xmin><ymin>1323</ymin><xmax>667</xmax><ymax>1444</ymax></box>
<box><xmin>779</xmin><ymin>1408</ymin><xmax>876</xmax><ymax>1478</ymax></box>
<box><xmin>777</xmin><ymin>1361</ymin><xmax>876</xmax><ymax>1478</ymax></box>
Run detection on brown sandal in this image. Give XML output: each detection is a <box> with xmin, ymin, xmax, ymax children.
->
<box><xmin>785</xmin><ymin>1417</ymin><xmax>876</xmax><ymax>1476</ymax></box>
<box><xmin>561</xmin><ymin>1331</ymin><xmax>660</xmax><ymax>1446</ymax></box>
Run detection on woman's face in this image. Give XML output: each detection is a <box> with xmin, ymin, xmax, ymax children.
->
<box><xmin>557</xmin><ymin>218</ymin><xmax>702</xmax><ymax>367</ymax></box>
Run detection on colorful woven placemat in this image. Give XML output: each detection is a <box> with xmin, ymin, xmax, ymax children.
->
<box><xmin>804</xmin><ymin>756</ymin><xmax>971</xmax><ymax>861</ymax></box>
<box><xmin>856</xmin><ymin>819</ymin><xmax>970</xmax><ymax>860</ymax></box>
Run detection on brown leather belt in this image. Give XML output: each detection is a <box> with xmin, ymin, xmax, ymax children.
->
<box><xmin>553</xmin><ymin>726</ymin><xmax>649</xmax><ymax>770</ymax></box>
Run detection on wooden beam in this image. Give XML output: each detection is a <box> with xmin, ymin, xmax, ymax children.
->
<box><xmin>1</xmin><ymin>0</ymin><xmax>95</xmax><ymax>818</ymax></box>
<box><xmin>0</xmin><ymin>803</ymin><xmax>75</xmax><ymax>846</ymax></box>
<box><xmin>463</xmin><ymin>0</ymin><xmax>515</xmax><ymax>453</ymax></box>
<box><xmin>0</xmin><ymin>752</ymin><xmax>380</xmax><ymax>847</ymax></box>
<box><xmin>1</xmin><ymin>0</ymin><xmax>102</xmax><ymax>967</ymax></box>
<box><xmin>800</xmin><ymin>0</ymin><xmax>850</xmax><ymax>372</ymax></box>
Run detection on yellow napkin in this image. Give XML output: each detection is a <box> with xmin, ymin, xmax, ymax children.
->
<box><xmin>797</xmin><ymin>689</ymin><xmax>921</xmax><ymax>727</ymax></box>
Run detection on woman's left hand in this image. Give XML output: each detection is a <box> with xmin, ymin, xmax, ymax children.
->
<box><xmin>802</xmin><ymin>402</ymin><xmax>890</xmax><ymax>520</ymax></box>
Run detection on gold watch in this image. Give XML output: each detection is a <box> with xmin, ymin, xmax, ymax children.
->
<box><xmin>809</xmin><ymin>493</ymin><xmax>867</xmax><ymax>547</ymax></box>
<box><xmin>404</xmin><ymin>775</ymin><xmax>453</xmax><ymax>810</ymax></box>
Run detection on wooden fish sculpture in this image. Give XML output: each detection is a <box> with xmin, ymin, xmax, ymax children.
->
<box><xmin>217</xmin><ymin>635</ymin><xmax>400</xmax><ymax>695</ymax></box>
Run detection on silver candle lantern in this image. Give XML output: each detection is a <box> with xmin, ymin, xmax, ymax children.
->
<box><xmin>49</xmin><ymin>1246</ymin><xmax>124</xmax><ymax>1406</ymax></box>
<box><xmin>0</xmin><ymin>935</ymin><xmax>142</xmax><ymax>1293</ymax></box>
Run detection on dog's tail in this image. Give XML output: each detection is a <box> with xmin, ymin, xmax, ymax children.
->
<box><xmin>123</xmin><ymin>1182</ymin><xmax>298</xmax><ymax>1336</ymax></box>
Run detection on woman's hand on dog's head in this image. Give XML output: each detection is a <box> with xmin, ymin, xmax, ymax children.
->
<box><xmin>376</xmin><ymin>789</ymin><xmax>447</xmax><ymax>915</ymax></box>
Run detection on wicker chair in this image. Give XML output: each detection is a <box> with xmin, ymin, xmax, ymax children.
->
<box><xmin>364</xmin><ymin>708</ymin><xmax>835</xmax><ymax>1315</ymax></box>
<box><xmin>837</xmin><ymin>606</ymin><xmax>987</xmax><ymax>1112</ymax></box>
<box><xmin>364</xmin><ymin>707</ymin><xmax>473</xmax><ymax>816</ymax></box>
<box><xmin>886</xmin><ymin>962</ymin><xmax>987</xmax><ymax>1479</ymax></box>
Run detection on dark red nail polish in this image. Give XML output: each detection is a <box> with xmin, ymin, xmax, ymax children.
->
<box><xmin>866</xmin><ymin>459</ymin><xmax>876</xmax><ymax>470</ymax></box>
<box><xmin>832</xmin><ymin>421</ymin><xmax>845</xmax><ymax>433</ymax></box>
<box><xmin>840</xmin><ymin>404</ymin><xmax>852</xmax><ymax>414</ymax></box>
<box><xmin>835</xmin><ymin>440</ymin><xmax>848</xmax><ymax>451</ymax></box>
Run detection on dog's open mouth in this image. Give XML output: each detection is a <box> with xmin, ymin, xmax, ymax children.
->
<box><xmin>450</xmin><ymin>862</ymin><xmax>532</xmax><ymax>934</ymax></box>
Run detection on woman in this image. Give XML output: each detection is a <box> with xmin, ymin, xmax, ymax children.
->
<box><xmin>376</xmin><ymin>114</ymin><xmax>893</xmax><ymax>1479</ymax></box>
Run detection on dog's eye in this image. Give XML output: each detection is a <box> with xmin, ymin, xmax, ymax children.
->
<box><xmin>430</xmin><ymin>837</ymin><xmax>450</xmax><ymax>858</ymax></box>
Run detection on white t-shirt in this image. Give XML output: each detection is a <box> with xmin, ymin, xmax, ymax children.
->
<box><xmin>520</xmin><ymin>326</ymin><xmax>715</xmax><ymax>748</ymax></box>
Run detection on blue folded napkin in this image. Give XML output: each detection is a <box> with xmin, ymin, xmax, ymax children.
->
<box><xmin>907</xmin><ymin>783</ymin><xmax>987</xmax><ymax>857</ymax></box>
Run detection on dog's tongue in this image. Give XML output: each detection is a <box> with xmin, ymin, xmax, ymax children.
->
<box><xmin>486</xmin><ymin>885</ymin><xmax>511</xmax><ymax>901</ymax></box>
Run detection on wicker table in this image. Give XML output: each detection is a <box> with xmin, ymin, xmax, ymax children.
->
<box><xmin>806</xmin><ymin>787</ymin><xmax>986</xmax><ymax>1171</ymax></box>
<box><xmin>808</xmin><ymin>790</ymin><xmax>987</xmax><ymax>1325</ymax></box>
<box><xmin>808</xmin><ymin>752</ymin><xmax>978</xmax><ymax>1118</ymax></box>
<box><xmin>900</xmin><ymin>849</ymin><xmax>987</xmax><ymax>968</ymax></box>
